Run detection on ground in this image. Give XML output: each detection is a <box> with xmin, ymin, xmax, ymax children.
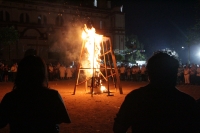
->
<box><xmin>0</xmin><ymin>80</ymin><xmax>199</xmax><ymax>133</ymax></box>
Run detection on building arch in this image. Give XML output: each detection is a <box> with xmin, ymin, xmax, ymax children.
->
<box><xmin>21</xmin><ymin>28</ymin><xmax>43</xmax><ymax>38</ymax></box>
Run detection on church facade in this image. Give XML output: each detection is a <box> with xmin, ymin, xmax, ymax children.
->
<box><xmin>0</xmin><ymin>0</ymin><xmax>125</xmax><ymax>63</ymax></box>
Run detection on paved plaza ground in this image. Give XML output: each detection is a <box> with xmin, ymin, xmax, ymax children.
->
<box><xmin>0</xmin><ymin>80</ymin><xmax>199</xmax><ymax>133</ymax></box>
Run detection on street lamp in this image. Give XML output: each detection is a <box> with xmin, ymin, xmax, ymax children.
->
<box><xmin>197</xmin><ymin>50</ymin><xmax>200</xmax><ymax>57</ymax></box>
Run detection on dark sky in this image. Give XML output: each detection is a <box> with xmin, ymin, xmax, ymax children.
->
<box><xmin>113</xmin><ymin>0</ymin><xmax>199</xmax><ymax>63</ymax></box>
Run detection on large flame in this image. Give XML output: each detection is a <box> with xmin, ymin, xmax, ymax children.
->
<box><xmin>81</xmin><ymin>24</ymin><xmax>103</xmax><ymax>77</ymax></box>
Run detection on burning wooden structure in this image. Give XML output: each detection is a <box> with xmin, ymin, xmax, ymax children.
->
<box><xmin>73</xmin><ymin>25</ymin><xmax>123</xmax><ymax>96</ymax></box>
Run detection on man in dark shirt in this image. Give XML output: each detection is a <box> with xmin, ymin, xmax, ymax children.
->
<box><xmin>113</xmin><ymin>51</ymin><xmax>200</xmax><ymax>132</ymax></box>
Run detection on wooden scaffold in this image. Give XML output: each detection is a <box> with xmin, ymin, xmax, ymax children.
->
<box><xmin>73</xmin><ymin>36</ymin><xmax>123</xmax><ymax>96</ymax></box>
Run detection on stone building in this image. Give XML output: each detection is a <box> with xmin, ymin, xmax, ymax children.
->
<box><xmin>0</xmin><ymin>0</ymin><xmax>125</xmax><ymax>63</ymax></box>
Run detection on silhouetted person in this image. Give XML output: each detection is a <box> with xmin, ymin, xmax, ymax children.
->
<box><xmin>0</xmin><ymin>55</ymin><xmax>71</xmax><ymax>133</ymax></box>
<box><xmin>113</xmin><ymin>51</ymin><xmax>200</xmax><ymax>132</ymax></box>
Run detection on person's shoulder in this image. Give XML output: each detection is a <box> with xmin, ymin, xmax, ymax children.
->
<box><xmin>42</xmin><ymin>87</ymin><xmax>59</xmax><ymax>94</ymax></box>
<box><xmin>1</xmin><ymin>90</ymin><xmax>17</xmax><ymax>102</ymax></box>
<box><xmin>125</xmin><ymin>85</ymin><xmax>149</xmax><ymax>99</ymax></box>
<box><xmin>176</xmin><ymin>89</ymin><xmax>196</xmax><ymax>101</ymax></box>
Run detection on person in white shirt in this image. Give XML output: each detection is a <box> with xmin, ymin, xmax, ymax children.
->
<box><xmin>66</xmin><ymin>66</ymin><xmax>72</xmax><ymax>79</ymax></box>
<box><xmin>196</xmin><ymin>65</ymin><xmax>200</xmax><ymax>85</ymax></box>
<box><xmin>59</xmin><ymin>64</ymin><xmax>66</xmax><ymax>80</ymax></box>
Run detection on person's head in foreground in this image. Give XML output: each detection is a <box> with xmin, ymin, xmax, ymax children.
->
<box><xmin>146</xmin><ymin>50</ymin><xmax>179</xmax><ymax>87</ymax></box>
<box><xmin>13</xmin><ymin>55</ymin><xmax>48</xmax><ymax>90</ymax></box>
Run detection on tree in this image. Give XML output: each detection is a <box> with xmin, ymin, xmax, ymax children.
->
<box><xmin>0</xmin><ymin>26</ymin><xmax>19</xmax><ymax>60</ymax></box>
<box><xmin>125</xmin><ymin>34</ymin><xmax>146</xmax><ymax>63</ymax></box>
<box><xmin>115</xmin><ymin>54</ymin><xmax>124</xmax><ymax>62</ymax></box>
<box><xmin>135</xmin><ymin>50</ymin><xmax>146</xmax><ymax>61</ymax></box>
<box><xmin>126</xmin><ymin>34</ymin><xmax>144</xmax><ymax>50</ymax></box>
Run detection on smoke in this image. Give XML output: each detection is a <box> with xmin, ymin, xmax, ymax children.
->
<box><xmin>49</xmin><ymin>22</ymin><xmax>84</xmax><ymax>65</ymax></box>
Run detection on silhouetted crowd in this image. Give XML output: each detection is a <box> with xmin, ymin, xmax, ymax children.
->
<box><xmin>0</xmin><ymin>62</ymin><xmax>77</xmax><ymax>82</ymax></box>
<box><xmin>117</xmin><ymin>63</ymin><xmax>200</xmax><ymax>85</ymax></box>
<box><xmin>118</xmin><ymin>64</ymin><xmax>148</xmax><ymax>82</ymax></box>
<box><xmin>0</xmin><ymin>62</ymin><xmax>18</xmax><ymax>82</ymax></box>
<box><xmin>47</xmin><ymin>62</ymin><xmax>76</xmax><ymax>81</ymax></box>
<box><xmin>177</xmin><ymin>63</ymin><xmax>200</xmax><ymax>85</ymax></box>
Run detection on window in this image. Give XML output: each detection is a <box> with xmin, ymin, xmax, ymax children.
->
<box><xmin>43</xmin><ymin>15</ymin><xmax>47</xmax><ymax>24</ymax></box>
<box><xmin>5</xmin><ymin>11</ymin><xmax>10</xmax><ymax>21</ymax></box>
<box><xmin>55</xmin><ymin>15</ymin><xmax>64</xmax><ymax>26</ymax></box>
<box><xmin>38</xmin><ymin>15</ymin><xmax>41</xmax><ymax>24</ymax></box>
<box><xmin>20</xmin><ymin>13</ymin><xmax>29</xmax><ymax>23</ymax></box>
<box><xmin>120</xmin><ymin>5</ymin><xmax>123</xmax><ymax>12</ymax></box>
<box><xmin>0</xmin><ymin>11</ymin><xmax>10</xmax><ymax>21</ymax></box>
<box><xmin>94</xmin><ymin>0</ymin><xmax>97</xmax><ymax>7</ymax></box>
<box><xmin>0</xmin><ymin>11</ymin><xmax>3</xmax><ymax>21</ymax></box>
<box><xmin>26</xmin><ymin>14</ymin><xmax>29</xmax><ymax>23</ymax></box>
<box><xmin>20</xmin><ymin>14</ymin><xmax>24</xmax><ymax>23</ymax></box>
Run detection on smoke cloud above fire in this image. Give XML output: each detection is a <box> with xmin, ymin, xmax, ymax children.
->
<box><xmin>49</xmin><ymin>22</ymin><xmax>84</xmax><ymax>65</ymax></box>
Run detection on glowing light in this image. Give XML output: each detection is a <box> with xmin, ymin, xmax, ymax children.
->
<box><xmin>198</xmin><ymin>52</ymin><xmax>200</xmax><ymax>57</ymax></box>
<box><xmin>100</xmin><ymin>86</ymin><xmax>107</xmax><ymax>93</ymax></box>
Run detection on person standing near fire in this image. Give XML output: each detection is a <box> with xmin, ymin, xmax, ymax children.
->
<box><xmin>184</xmin><ymin>64</ymin><xmax>190</xmax><ymax>84</ymax></box>
<box><xmin>48</xmin><ymin>63</ymin><xmax>54</xmax><ymax>81</ymax></box>
<box><xmin>10</xmin><ymin>63</ymin><xmax>18</xmax><ymax>82</ymax></box>
<box><xmin>197</xmin><ymin>65</ymin><xmax>200</xmax><ymax>85</ymax></box>
<box><xmin>119</xmin><ymin>64</ymin><xmax>126</xmax><ymax>81</ymax></box>
<box><xmin>190</xmin><ymin>64</ymin><xmax>197</xmax><ymax>85</ymax></box>
<box><xmin>66</xmin><ymin>66</ymin><xmax>72</xmax><ymax>80</ymax></box>
<box><xmin>59</xmin><ymin>64</ymin><xmax>66</xmax><ymax>80</ymax></box>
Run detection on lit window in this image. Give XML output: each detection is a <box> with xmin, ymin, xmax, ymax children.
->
<box><xmin>120</xmin><ymin>5</ymin><xmax>123</xmax><ymax>12</ymax></box>
<box><xmin>94</xmin><ymin>0</ymin><xmax>97</xmax><ymax>7</ymax></box>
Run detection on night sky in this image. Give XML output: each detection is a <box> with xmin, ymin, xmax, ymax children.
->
<box><xmin>113</xmin><ymin>0</ymin><xmax>199</xmax><ymax>64</ymax></box>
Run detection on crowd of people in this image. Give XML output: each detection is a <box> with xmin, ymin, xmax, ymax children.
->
<box><xmin>118</xmin><ymin>64</ymin><xmax>148</xmax><ymax>82</ymax></box>
<box><xmin>0</xmin><ymin>62</ymin><xmax>76</xmax><ymax>82</ymax></box>
<box><xmin>117</xmin><ymin>63</ymin><xmax>200</xmax><ymax>85</ymax></box>
<box><xmin>178</xmin><ymin>63</ymin><xmax>200</xmax><ymax>85</ymax></box>
<box><xmin>0</xmin><ymin>63</ymin><xmax>18</xmax><ymax>82</ymax></box>
<box><xmin>47</xmin><ymin>63</ymin><xmax>76</xmax><ymax>81</ymax></box>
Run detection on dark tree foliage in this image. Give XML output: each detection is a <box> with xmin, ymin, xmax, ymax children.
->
<box><xmin>0</xmin><ymin>26</ymin><xmax>19</xmax><ymax>45</ymax></box>
<box><xmin>0</xmin><ymin>26</ymin><xmax>19</xmax><ymax>59</ymax></box>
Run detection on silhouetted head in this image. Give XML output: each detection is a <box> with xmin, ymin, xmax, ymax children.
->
<box><xmin>24</xmin><ymin>49</ymin><xmax>37</xmax><ymax>57</ymax></box>
<box><xmin>146</xmin><ymin>51</ymin><xmax>179</xmax><ymax>87</ymax></box>
<box><xmin>13</xmin><ymin>55</ymin><xmax>48</xmax><ymax>90</ymax></box>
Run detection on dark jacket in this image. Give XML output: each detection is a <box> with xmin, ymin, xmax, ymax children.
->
<box><xmin>0</xmin><ymin>87</ymin><xmax>71</xmax><ymax>133</ymax></box>
<box><xmin>113</xmin><ymin>84</ymin><xmax>200</xmax><ymax>133</ymax></box>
